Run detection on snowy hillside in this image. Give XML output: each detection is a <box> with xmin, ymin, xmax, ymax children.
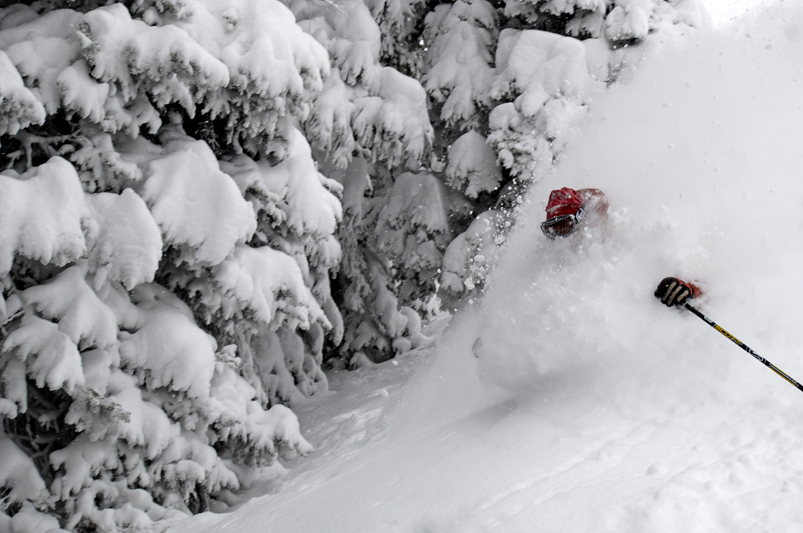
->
<box><xmin>168</xmin><ymin>2</ymin><xmax>803</xmax><ymax>532</ymax></box>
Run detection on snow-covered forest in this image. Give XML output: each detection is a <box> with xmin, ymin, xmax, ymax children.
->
<box><xmin>0</xmin><ymin>0</ymin><xmax>720</xmax><ymax>529</ymax></box>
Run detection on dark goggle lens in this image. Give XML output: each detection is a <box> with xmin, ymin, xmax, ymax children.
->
<box><xmin>540</xmin><ymin>207</ymin><xmax>584</xmax><ymax>239</ymax></box>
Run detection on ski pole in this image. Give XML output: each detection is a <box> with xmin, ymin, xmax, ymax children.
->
<box><xmin>683</xmin><ymin>302</ymin><xmax>803</xmax><ymax>393</ymax></box>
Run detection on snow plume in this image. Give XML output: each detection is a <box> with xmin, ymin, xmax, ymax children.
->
<box><xmin>429</xmin><ymin>28</ymin><xmax>606</xmax><ymax>302</ymax></box>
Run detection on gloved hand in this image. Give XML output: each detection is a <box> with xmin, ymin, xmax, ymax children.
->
<box><xmin>654</xmin><ymin>277</ymin><xmax>696</xmax><ymax>307</ymax></box>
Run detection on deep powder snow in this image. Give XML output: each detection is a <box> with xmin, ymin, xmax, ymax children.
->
<box><xmin>168</xmin><ymin>3</ymin><xmax>803</xmax><ymax>532</ymax></box>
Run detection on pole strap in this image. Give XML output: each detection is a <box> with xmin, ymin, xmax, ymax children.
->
<box><xmin>683</xmin><ymin>302</ymin><xmax>803</xmax><ymax>393</ymax></box>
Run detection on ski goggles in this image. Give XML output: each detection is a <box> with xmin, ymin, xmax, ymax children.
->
<box><xmin>540</xmin><ymin>206</ymin><xmax>585</xmax><ymax>239</ymax></box>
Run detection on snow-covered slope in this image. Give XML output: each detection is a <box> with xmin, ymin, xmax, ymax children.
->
<box><xmin>167</xmin><ymin>3</ymin><xmax>803</xmax><ymax>532</ymax></box>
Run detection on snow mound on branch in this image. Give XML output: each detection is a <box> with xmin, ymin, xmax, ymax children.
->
<box><xmin>353</xmin><ymin>67</ymin><xmax>433</xmax><ymax>168</ymax></box>
<box><xmin>119</xmin><ymin>285</ymin><xmax>217</xmax><ymax>399</ymax></box>
<box><xmin>225</xmin><ymin>129</ymin><xmax>343</xmax><ymax>247</ymax></box>
<box><xmin>0</xmin><ymin>355</ymin><xmax>25</xmax><ymax>417</ymax></box>
<box><xmin>445</xmin><ymin>130</ymin><xmax>502</xmax><ymax>198</ymax></box>
<box><xmin>21</xmin><ymin>262</ymin><xmax>118</xmax><ymax>351</ymax></box>
<box><xmin>0</xmin><ymin>433</ymin><xmax>48</xmax><ymax>504</ymax></box>
<box><xmin>493</xmin><ymin>30</ymin><xmax>591</xmax><ymax>101</ymax></box>
<box><xmin>440</xmin><ymin>210</ymin><xmax>506</xmax><ymax>294</ymax></box>
<box><xmin>165</xmin><ymin>0</ymin><xmax>330</xmax><ymax>97</ymax></box>
<box><xmin>291</xmin><ymin>0</ymin><xmax>433</xmax><ymax>168</ymax></box>
<box><xmin>111</xmin><ymin>386</ymin><xmax>179</xmax><ymax>459</ymax></box>
<box><xmin>245</xmin><ymin>403</ymin><xmax>314</xmax><ymax>457</ymax></box>
<box><xmin>0</xmin><ymin>50</ymin><xmax>44</xmax><ymax>134</ymax></box>
<box><xmin>248</xmin><ymin>129</ymin><xmax>342</xmax><ymax>241</ymax></box>
<box><xmin>2</xmin><ymin>314</ymin><xmax>84</xmax><ymax>394</ymax></box>
<box><xmin>207</xmin><ymin>367</ymin><xmax>314</xmax><ymax>458</ymax></box>
<box><xmin>157</xmin><ymin>0</ymin><xmax>331</xmax><ymax>154</ymax></box>
<box><xmin>5</xmin><ymin>503</ymin><xmax>64</xmax><ymax>533</ymax></box>
<box><xmin>605</xmin><ymin>0</ymin><xmax>651</xmax><ymax>42</ymax></box>
<box><xmin>374</xmin><ymin>172</ymin><xmax>451</xmax><ymax>271</ymax></box>
<box><xmin>0</xmin><ymin>9</ymin><xmax>83</xmax><ymax>115</ymax></box>
<box><xmin>0</xmin><ymin>5</ymin><xmax>37</xmax><ymax>30</ymax></box>
<box><xmin>320</xmin><ymin>0</ymin><xmax>381</xmax><ymax>86</ymax></box>
<box><xmin>0</xmin><ymin>157</ymin><xmax>90</xmax><ymax>273</ymax></box>
<box><xmin>142</xmin><ymin>138</ymin><xmax>256</xmax><ymax>265</ymax></box>
<box><xmin>48</xmin><ymin>438</ymin><xmax>121</xmax><ymax>500</ymax></box>
<box><xmin>79</xmin><ymin>4</ymin><xmax>230</xmax><ymax>108</ymax></box>
<box><xmin>85</xmin><ymin>189</ymin><xmax>162</xmax><ymax>291</ymax></box>
<box><xmin>488</xmin><ymin>30</ymin><xmax>603</xmax><ymax>178</ymax></box>
<box><xmin>423</xmin><ymin>0</ymin><xmax>497</xmax><ymax>124</ymax></box>
<box><xmin>305</xmin><ymin>72</ymin><xmax>356</xmax><ymax>167</ymax></box>
<box><xmin>57</xmin><ymin>59</ymin><xmax>111</xmax><ymax>124</ymax></box>
<box><xmin>213</xmin><ymin>244</ymin><xmax>329</xmax><ymax>331</ymax></box>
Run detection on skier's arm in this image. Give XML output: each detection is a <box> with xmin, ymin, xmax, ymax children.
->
<box><xmin>577</xmin><ymin>188</ymin><xmax>609</xmax><ymax>221</ymax></box>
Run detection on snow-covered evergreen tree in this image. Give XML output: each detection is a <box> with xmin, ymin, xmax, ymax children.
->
<box><xmin>0</xmin><ymin>0</ymin><xmax>344</xmax><ymax>529</ymax></box>
<box><xmin>280</xmin><ymin>0</ymin><xmax>437</xmax><ymax>366</ymax></box>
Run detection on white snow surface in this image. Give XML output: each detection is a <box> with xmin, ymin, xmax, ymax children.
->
<box><xmin>168</xmin><ymin>3</ymin><xmax>803</xmax><ymax>532</ymax></box>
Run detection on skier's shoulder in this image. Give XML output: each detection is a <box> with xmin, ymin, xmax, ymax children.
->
<box><xmin>577</xmin><ymin>188</ymin><xmax>607</xmax><ymax>202</ymax></box>
<box><xmin>576</xmin><ymin>188</ymin><xmax>609</xmax><ymax>215</ymax></box>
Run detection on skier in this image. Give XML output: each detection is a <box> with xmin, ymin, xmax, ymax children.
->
<box><xmin>540</xmin><ymin>187</ymin><xmax>609</xmax><ymax>239</ymax></box>
<box><xmin>539</xmin><ymin>187</ymin><xmax>702</xmax><ymax>306</ymax></box>
<box><xmin>472</xmin><ymin>187</ymin><xmax>701</xmax><ymax>358</ymax></box>
<box><xmin>474</xmin><ymin>187</ymin><xmax>610</xmax><ymax>358</ymax></box>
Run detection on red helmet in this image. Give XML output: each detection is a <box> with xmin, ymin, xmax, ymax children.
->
<box><xmin>545</xmin><ymin>187</ymin><xmax>585</xmax><ymax>219</ymax></box>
